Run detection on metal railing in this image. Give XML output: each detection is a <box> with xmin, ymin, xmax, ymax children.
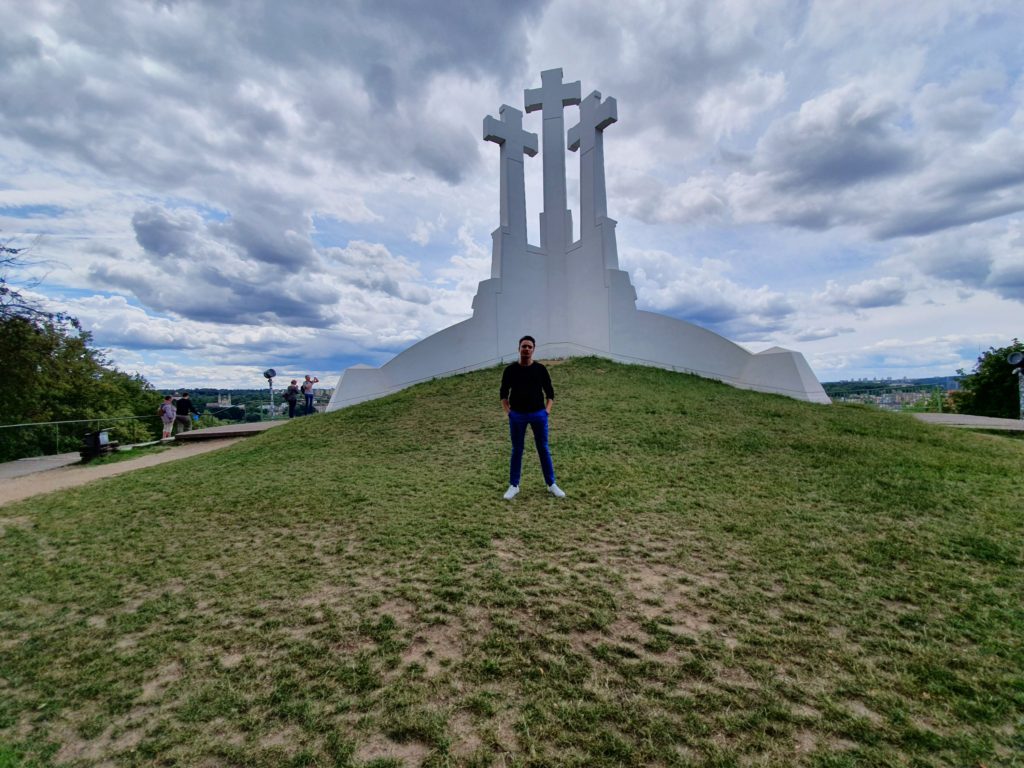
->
<box><xmin>0</xmin><ymin>405</ymin><xmax>248</xmax><ymax>461</ymax></box>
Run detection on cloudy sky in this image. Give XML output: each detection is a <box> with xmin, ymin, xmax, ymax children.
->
<box><xmin>2</xmin><ymin>0</ymin><xmax>1022</xmax><ymax>389</ymax></box>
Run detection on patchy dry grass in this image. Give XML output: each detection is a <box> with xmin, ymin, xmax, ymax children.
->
<box><xmin>1</xmin><ymin>358</ymin><xmax>1022</xmax><ymax>767</ymax></box>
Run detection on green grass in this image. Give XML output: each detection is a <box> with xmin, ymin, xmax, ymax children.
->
<box><xmin>81</xmin><ymin>443</ymin><xmax>176</xmax><ymax>467</ymax></box>
<box><xmin>1</xmin><ymin>357</ymin><xmax>1021</xmax><ymax>767</ymax></box>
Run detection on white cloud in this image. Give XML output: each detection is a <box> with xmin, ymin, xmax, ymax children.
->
<box><xmin>696</xmin><ymin>69</ymin><xmax>787</xmax><ymax>140</ymax></box>
<box><xmin>622</xmin><ymin>250</ymin><xmax>795</xmax><ymax>339</ymax></box>
<box><xmin>1</xmin><ymin>0</ymin><xmax>1022</xmax><ymax>389</ymax></box>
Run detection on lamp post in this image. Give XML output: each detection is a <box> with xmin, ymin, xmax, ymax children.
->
<box><xmin>1009</xmin><ymin>352</ymin><xmax>1024</xmax><ymax>421</ymax></box>
<box><xmin>263</xmin><ymin>368</ymin><xmax>277</xmax><ymax>421</ymax></box>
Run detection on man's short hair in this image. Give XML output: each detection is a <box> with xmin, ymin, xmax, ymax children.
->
<box><xmin>519</xmin><ymin>335</ymin><xmax>536</xmax><ymax>346</ymax></box>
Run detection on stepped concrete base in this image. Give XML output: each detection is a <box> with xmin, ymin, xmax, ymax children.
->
<box><xmin>327</xmin><ymin>305</ymin><xmax>831</xmax><ymax>411</ymax></box>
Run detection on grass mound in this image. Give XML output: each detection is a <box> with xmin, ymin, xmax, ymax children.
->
<box><xmin>1</xmin><ymin>357</ymin><xmax>1021</xmax><ymax>767</ymax></box>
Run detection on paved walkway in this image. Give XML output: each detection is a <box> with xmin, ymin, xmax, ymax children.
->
<box><xmin>0</xmin><ymin>419</ymin><xmax>289</xmax><ymax>486</ymax></box>
<box><xmin>912</xmin><ymin>413</ymin><xmax>1024</xmax><ymax>431</ymax></box>
<box><xmin>173</xmin><ymin>419</ymin><xmax>291</xmax><ymax>441</ymax></box>
<box><xmin>0</xmin><ymin>439</ymin><xmax>245</xmax><ymax>507</ymax></box>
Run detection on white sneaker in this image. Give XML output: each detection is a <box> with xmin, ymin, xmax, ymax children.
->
<box><xmin>548</xmin><ymin>483</ymin><xmax>566</xmax><ymax>498</ymax></box>
<box><xmin>503</xmin><ymin>485</ymin><xmax>520</xmax><ymax>500</ymax></box>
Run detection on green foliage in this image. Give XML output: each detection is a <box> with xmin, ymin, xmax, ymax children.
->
<box><xmin>0</xmin><ymin>246</ymin><xmax>164</xmax><ymax>459</ymax></box>
<box><xmin>1</xmin><ymin>359</ymin><xmax>1021</xmax><ymax>765</ymax></box>
<box><xmin>900</xmin><ymin>387</ymin><xmax>948</xmax><ymax>413</ymax></box>
<box><xmin>195</xmin><ymin>413</ymin><xmax>226</xmax><ymax>429</ymax></box>
<box><xmin>0</xmin><ymin>315</ymin><xmax>162</xmax><ymax>461</ymax></box>
<box><xmin>951</xmin><ymin>338</ymin><xmax>1024</xmax><ymax>418</ymax></box>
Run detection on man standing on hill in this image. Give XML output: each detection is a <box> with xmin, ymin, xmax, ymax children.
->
<box><xmin>500</xmin><ymin>335</ymin><xmax>565</xmax><ymax>500</ymax></box>
<box><xmin>173</xmin><ymin>392</ymin><xmax>197</xmax><ymax>432</ymax></box>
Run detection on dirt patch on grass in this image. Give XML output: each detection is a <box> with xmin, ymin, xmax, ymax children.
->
<box><xmin>402</xmin><ymin>622</ymin><xmax>462</xmax><ymax>676</ymax></box>
<box><xmin>53</xmin><ymin>722</ymin><xmax>111</xmax><ymax>765</ymax></box>
<box><xmin>354</xmin><ymin>733</ymin><xmax>432</xmax><ymax>765</ymax></box>
<box><xmin>491</xmin><ymin>537</ymin><xmax>525</xmax><ymax>564</ymax></box>
<box><xmin>0</xmin><ymin>515</ymin><xmax>32</xmax><ymax>535</ymax></box>
<box><xmin>219</xmin><ymin>652</ymin><xmax>245</xmax><ymax>669</ymax></box>
<box><xmin>139</xmin><ymin>661</ymin><xmax>183</xmax><ymax>703</ymax></box>
<box><xmin>260</xmin><ymin>725</ymin><xmax>302</xmax><ymax>749</ymax></box>
<box><xmin>377</xmin><ymin>597</ymin><xmax>417</xmax><ymax>626</ymax></box>
<box><xmin>449</xmin><ymin>711</ymin><xmax>483</xmax><ymax>758</ymax></box>
<box><xmin>790</xmin><ymin>703</ymin><xmax>821</xmax><ymax>720</ymax></box>
<box><xmin>794</xmin><ymin>729</ymin><xmax>817</xmax><ymax>753</ymax></box>
<box><xmin>845</xmin><ymin>699</ymin><xmax>883</xmax><ymax>725</ymax></box>
<box><xmin>51</xmin><ymin>710</ymin><xmax>146</xmax><ymax>766</ymax></box>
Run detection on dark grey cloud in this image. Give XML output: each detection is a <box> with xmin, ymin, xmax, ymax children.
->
<box><xmin>542</xmin><ymin>0</ymin><xmax>806</xmax><ymax>140</ymax></box>
<box><xmin>912</xmin><ymin>244</ymin><xmax>993</xmax><ymax>284</ymax></box>
<box><xmin>907</xmin><ymin>224</ymin><xmax>1024</xmax><ymax>302</ymax></box>
<box><xmin>111</xmin><ymin>206</ymin><xmax>339</xmax><ymax>325</ymax></box>
<box><xmin>708</xmin><ymin>78</ymin><xmax>1024</xmax><ymax>244</ymax></box>
<box><xmin>872</xmin><ymin>199</ymin><xmax>1024</xmax><ymax>240</ymax></box>
<box><xmin>364</xmin><ymin>64</ymin><xmax>398</xmax><ymax>111</ymax></box>
<box><xmin>757</xmin><ymin>91</ymin><xmax>918</xmax><ymax>193</ymax></box>
<box><xmin>793</xmin><ymin>326</ymin><xmax>855</xmax><ymax>342</ymax></box>
<box><xmin>0</xmin><ymin>0</ymin><xmax>546</xmax><ymax>201</ymax></box>
<box><xmin>360</xmin><ymin>0</ymin><xmax>546</xmax><ymax>80</ymax></box>
<box><xmin>817</xmin><ymin>277</ymin><xmax>907</xmax><ymax>310</ymax></box>
<box><xmin>988</xmin><ymin>261</ymin><xmax>1024</xmax><ymax>300</ymax></box>
<box><xmin>0</xmin><ymin>29</ymin><xmax>41</xmax><ymax>69</ymax></box>
<box><xmin>865</xmin><ymin>130</ymin><xmax>1024</xmax><ymax>238</ymax></box>
<box><xmin>624</xmin><ymin>250</ymin><xmax>796</xmax><ymax>341</ymax></box>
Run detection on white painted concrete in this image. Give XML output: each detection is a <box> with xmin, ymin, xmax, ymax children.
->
<box><xmin>328</xmin><ymin>69</ymin><xmax>831</xmax><ymax>411</ymax></box>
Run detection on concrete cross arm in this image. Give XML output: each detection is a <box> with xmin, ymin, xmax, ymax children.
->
<box><xmin>483</xmin><ymin>105</ymin><xmax>539</xmax><ymax>157</ymax></box>
<box><xmin>568</xmin><ymin>91</ymin><xmax>618</xmax><ymax>152</ymax></box>
<box><xmin>524</xmin><ymin>67</ymin><xmax>582</xmax><ymax>113</ymax></box>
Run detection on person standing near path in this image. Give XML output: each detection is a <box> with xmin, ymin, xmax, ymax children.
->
<box><xmin>302</xmin><ymin>375</ymin><xmax>319</xmax><ymax>414</ymax></box>
<box><xmin>158</xmin><ymin>395</ymin><xmax>176</xmax><ymax>439</ymax></box>
<box><xmin>285</xmin><ymin>380</ymin><xmax>300</xmax><ymax>419</ymax></box>
<box><xmin>173</xmin><ymin>392</ymin><xmax>197</xmax><ymax>432</ymax></box>
<box><xmin>500</xmin><ymin>335</ymin><xmax>565</xmax><ymax>500</ymax></box>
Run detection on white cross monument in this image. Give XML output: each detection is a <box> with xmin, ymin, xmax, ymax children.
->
<box><xmin>327</xmin><ymin>69</ymin><xmax>830</xmax><ymax>410</ymax></box>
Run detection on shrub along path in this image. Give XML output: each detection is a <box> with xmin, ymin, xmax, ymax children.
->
<box><xmin>1</xmin><ymin>358</ymin><xmax>1021</xmax><ymax>766</ymax></box>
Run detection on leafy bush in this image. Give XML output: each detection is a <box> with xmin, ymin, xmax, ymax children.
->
<box><xmin>951</xmin><ymin>339</ymin><xmax>1023</xmax><ymax>418</ymax></box>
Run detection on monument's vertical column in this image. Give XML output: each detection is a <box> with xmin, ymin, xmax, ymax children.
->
<box><xmin>568</xmin><ymin>91</ymin><xmax>617</xmax><ymax>253</ymax></box>
<box><xmin>483</xmin><ymin>106</ymin><xmax>538</xmax><ymax>279</ymax></box>
<box><xmin>525</xmin><ymin>68</ymin><xmax>581</xmax><ymax>345</ymax></box>
<box><xmin>565</xmin><ymin>90</ymin><xmax>620</xmax><ymax>353</ymax></box>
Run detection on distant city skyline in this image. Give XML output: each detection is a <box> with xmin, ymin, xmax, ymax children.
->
<box><xmin>2</xmin><ymin>1</ymin><xmax>1021</xmax><ymax>389</ymax></box>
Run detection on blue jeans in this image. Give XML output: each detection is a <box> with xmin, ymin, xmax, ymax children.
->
<box><xmin>305</xmin><ymin>393</ymin><xmax>315</xmax><ymax>414</ymax></box>
<box><xmin>508</xmin><ymin>409</ymin><xmax>555</xmax><ymax>487</ymax></box>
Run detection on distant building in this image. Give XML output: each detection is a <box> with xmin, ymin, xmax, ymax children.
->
<box><xmin>206</xmin><ymin>393</ymin><xmax>245</xmax><ymax>420</ymax></box>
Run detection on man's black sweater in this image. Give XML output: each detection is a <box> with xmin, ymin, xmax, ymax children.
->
<box><xmin>500</xmin><ymin>362</ymin><xmax>555</xmax><ymax>413</ymax></box>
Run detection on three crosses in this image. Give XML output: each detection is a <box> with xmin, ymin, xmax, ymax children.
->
<box><xmin>484</xmin><ymin>68</ymin><xmax>617</xmax><ymax>251</ymax></box>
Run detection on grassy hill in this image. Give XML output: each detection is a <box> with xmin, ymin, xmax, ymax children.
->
<box><xmin>1</xmin><ymin>357</ymin><xmax>1021</xmax><ymax>767</ymax></box>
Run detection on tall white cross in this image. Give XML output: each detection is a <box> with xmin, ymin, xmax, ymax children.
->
<box><xmin>568</xmin><ymin>90</ymin><xmax>617</xmax><ymax>232</ymax></box>
<box><xmin>524</xmin><ymin>68</ymin><xmax>581</xmax><ymax>254</ymax></box>
<box><xmin>483</xmin><ymin>105</ymin><xmax>538</xmax><ymax>248</ymax></box>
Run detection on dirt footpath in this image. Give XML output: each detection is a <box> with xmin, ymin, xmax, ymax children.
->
<box><xmin>0</xmin><ymin>439</ymin><xmax>242</xmax><ymax>508</ymax></box>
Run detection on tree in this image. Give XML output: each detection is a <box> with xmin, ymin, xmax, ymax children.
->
<box><xmin>0</xmin><ymin>242</ymin><xmax>163</xmax><ymax>460</ymax></box>
<box><xmin>950</xmin><ymin>339</ymin><xmax>1024</xmax><ymax>419</ymax></box>
<box><xmin>1</xmin><ymin>235</ymin><xmax>48</xmax><ymax>323</ymax></box>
